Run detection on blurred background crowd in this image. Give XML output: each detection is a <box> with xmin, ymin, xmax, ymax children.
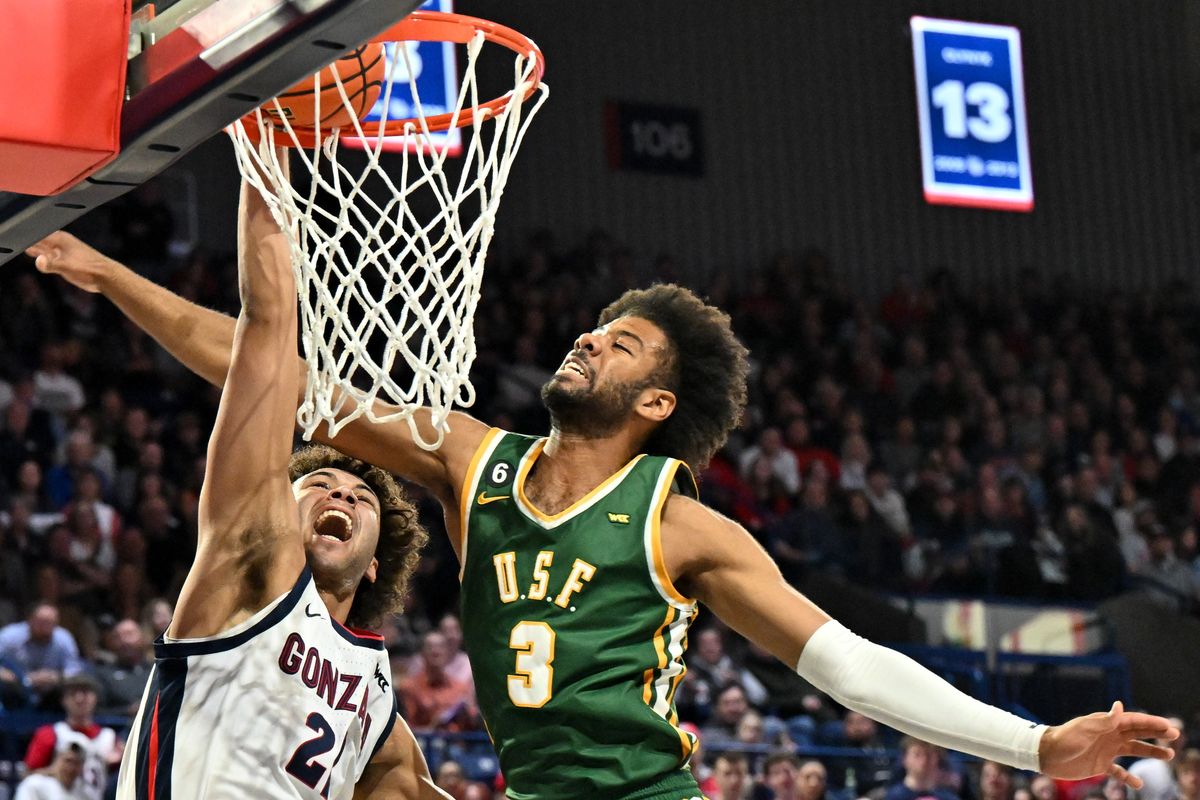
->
<box><xmin>0</xmin><ymin>191</ymin><xmax>1196</xmax><ymax>798</ymax></box>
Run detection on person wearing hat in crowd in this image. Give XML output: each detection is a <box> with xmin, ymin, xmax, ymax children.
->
<box><xmin>23</xmin><ymin>673</ymin><xmax>121</xmax><ymax>800</ymax></box>
<box><xmin>14</xmin><ymin>736</ymin><xmax>88</xmax><ymax>800</ymax></box>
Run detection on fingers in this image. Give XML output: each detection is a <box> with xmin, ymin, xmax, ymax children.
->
<box><xmin>1108</xmin><ymin>763</ymin><xmax>1142</xmax><ymax>790</ymax></box>
<box><xmin>1120</xmin><ymin>741</ymin><xmax>1176</xmax><ymax>761</ymax></box>
<box><xmin>1115</xmin><ymin>714</ymin><xmax>1181</xmax><ymax>739</ymax></box>
<box><xmin>24</xmin><ymin>230</ymin><xmax>68</xmax><ymax>257</ymax></box>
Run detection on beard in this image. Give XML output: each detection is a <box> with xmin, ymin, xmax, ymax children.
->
<box><xmin>541</xmin><ymin>372</ymin><xmax>648</xmax><ymax>438</ymax></box>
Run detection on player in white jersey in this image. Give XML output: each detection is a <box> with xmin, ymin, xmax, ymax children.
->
<box><xmin>32</xmin><ymin>155</ymin><xmax>447</xmax><ymax>800</ymax></box>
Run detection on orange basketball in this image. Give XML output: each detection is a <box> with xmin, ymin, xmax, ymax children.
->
<box><xmin>262</xmin><ymin>43</ymin><xmax>386</xmax><ymax>130</ymax></box>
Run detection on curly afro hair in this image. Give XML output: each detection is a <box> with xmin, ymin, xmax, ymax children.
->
<box><xmin>288</xmin><ymin>444</ymin><xmax>427</xmax><ymax>629</ymax></box>
<box><xmin>598</xmin><ymin>284</ymin><xmax>749</xmax><ymax>471</ymax></box>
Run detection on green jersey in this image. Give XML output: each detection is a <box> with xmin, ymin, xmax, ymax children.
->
<box><xmin>459</xmin><ymin>430</ymin><xmax>703</xmax><ymax>800</ymax></box>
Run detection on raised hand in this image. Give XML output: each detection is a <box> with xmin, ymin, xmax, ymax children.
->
<box><xmin>1039</xmin><ymin>701</ymin><xmax>1179</xmax><ymax>787</ymax></box>
<box><xmin>25</xmin><ymin>231</ymin><xmax>114</xmax><ymax>293</ymax></box>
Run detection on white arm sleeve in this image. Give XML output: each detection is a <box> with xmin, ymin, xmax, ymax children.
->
<box><xmin>796</xmin><ymin>620</ymin><xmax>1046</xmax><ymax>771</ymax></box>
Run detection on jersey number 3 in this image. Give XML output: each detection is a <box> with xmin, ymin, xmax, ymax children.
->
<box><xmin>508</xmin><ymin>621</ymin><xmax>555</xmax><ymax>708</ymax></box>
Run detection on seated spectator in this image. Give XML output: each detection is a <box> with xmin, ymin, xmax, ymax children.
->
<box><xmin>699</xmin><ymin>683</ymin><xmax>752</xmax><ymax>750</ymax></box>
<box><xmin>0</xmin><ymin>602</ymin><xmax>86</xmax><ymax>709</ymax></box>
<box><xmin>1058</xmin><ymin>502</ymin><xmax>1125</xmax><ymax>601</ymax></box>
<box><xmin>1134</xmin><ymin>526</ymin><xmax>1200</xmax><ymax>610</ymax></box>
<box><xmin>762</xmin><ymin>754</ymin><xmax>801</xmax><ymax>800</ymax></box>
<box><xmin>743</xmin><ymin>456</ymin><xmax>796</xmax><ymax>530</ymax></box>
<box><xmin>840</xmin><ymin>490</ymin><xmax>903</xmax><ymax>589</ymax></box>
<box><xmin>434</xmin><ymin>759</ymin><xmax>491</xmax><ymax>800</ymax></box>
<box><xmin>139</xmin><ymin>597</ymin><xmax>173</xmax><ymax>641</ymax></box>
<box><xmin>799</xmin><ymin>760</ymin><xmax>832</xmax><ymax>800</ymax></box>
<box><xmin>1030</xmin><ymin>774</ymin><xmax>1059</xmax><ymax>800</ymax></box>
<box><xmin>769</xmin><ymin>478</ymin><xmax>847</xmax><ymax>582</ymax></box>
<box><xmin>740</xmin><ymin>427</ymin><xmax>802</xmax><ymax>496</ymax></box>
<box><xmin>0</xmin><ymin>497</ymin><xmax>40</xmax><ymax>620</ymax></box>
<box><xmin>765</xmin><ymin>754</ymin><xmax>825</xmax><ymax>800</ymax></box>
<box><xmin>45</xmin><ymin>431</ymin><xmax>101</xmax><ymax>510</ymax></box>
<box><xmin>826</xmin><ymin>711</ymin><xmax>895</xmax><ymax>794</ymax></box>
<box><xmin>65</xmin><ymin>468</ymin><xmax>120</xmax><ymax>544</ymax></box>
<box><xmin>680</xmin><ymin>628</ymin><xmax>768</xmax><ymax>714</ymax></box>
<box><xmin>710</xmin><ymin>751</ymin><xmax>756</xmax><ymax>800</ymax></box>
<box><xmin>883</xmin><ymin>738</ymin><xmax>961</xmax><ymax>800</ymax></box>
<box><xmin>399</xmin><ymin>630</ymin><xmax>479</xmax><ymax>732</ymax></box>
<box><xmin>33</xmin><ymin>342</ymin><xmax>86</xmax><ymax>419</ymax></box>
<box><xmin>0</xmin><ymin>400</ymin><xmax>55</xmax><ymax>483</ymax></box>
<box><xmin>839</xmin><ymin>434</ymin><xmax>872</xmax><ymax>492</ymax></box>
<box><xmin>786</xmin><ymin>416</ymin><xmax>840</xmax><ymax>484</ymax></box>
<box><xmin>426</xmin><ymin>612</ymin><xmax>473</xmax><ymax>686</ymax></box>
<box><xmin>1178</xmin><ymin>749</ymin><xmax>1200</xmax><ymax>800</ymax></box>
<box><xmin>979</xmin><ymin>761</ymin><xmax>1015</xmax><ymax>800</ymax></box>
<box><xmin>24</xmin><ymin>674</ymin><xmax>122</xmax><ymax>800</ymax></box>
<box><xmin>864</xmin><ymin>464</ymin><xmax>911</xmax><ymax>538</ymax></box>
<box><xmin>94</xmin><ymin>619</ymin><xmax>151</xmax><ymax>717</ymax></box>
<box><xmin>734</xmin><ymin>709</ymin><xmax>791</xmax><ymax>758</ymax></box>
<box><xmin>9</xmin><ymin>459</ymin><xmax>55</xmax><ymax>514</ymax></box>
<box><xmin>14</xmin><ymin>737</ymin><xmax>87</xmax><ymax>800</ymax></box>
<box><xmin>878</xmin><ymin>416</ymin><xmax>921</xmax><ymax>490</ymax></box>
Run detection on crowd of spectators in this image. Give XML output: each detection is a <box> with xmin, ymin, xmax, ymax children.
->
<box><xmin>0</xmin><ymin>196</ymin><xmax>1199</xmax><ymax>796</ymax></box>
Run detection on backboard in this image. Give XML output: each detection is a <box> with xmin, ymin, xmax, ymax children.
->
<box><xmin>0</xmin><ymin>0</ymin><xmax>423</xmax><ymax>265</ymax></box>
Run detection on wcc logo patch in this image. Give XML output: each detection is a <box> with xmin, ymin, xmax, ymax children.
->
<box><xmin>606</xmin><ymin>512</ymin><xmax>631</xmax><ymax>525</ymax></box>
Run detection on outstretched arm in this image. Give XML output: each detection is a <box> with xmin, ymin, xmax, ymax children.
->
<box><xmin>25</xmin><ymin>233</ymin><xmax>489</xmax><ymax>514</ymax></box>
<box><xmin>169</xmin><ymin>164</ymin><xmax>306</xmax><ymax>638</ymax></box>
<box><xmin>665</xmin><ymin>495</ymin><xmax>1179</xmax><ymax>785</ymax></box>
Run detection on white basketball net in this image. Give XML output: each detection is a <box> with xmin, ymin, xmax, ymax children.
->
<box><xmin>227</xmin><ymin>30</ymin><xmax>547</xmax><ymax>449</ymax></box>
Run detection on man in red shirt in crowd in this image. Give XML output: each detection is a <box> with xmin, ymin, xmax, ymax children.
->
<box><xmin>24</xmin><ymin>674</ymin><xmax>121</xmax><ymax>800</ymax></box>
<box><xmin>400</xmin><ymin>630</ymin><xmax>480</xmax><ymax>732</ymax></box>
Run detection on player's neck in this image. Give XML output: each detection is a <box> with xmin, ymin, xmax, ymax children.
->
<box><xmin>541</xmin><ymin>427</ymin><xmax>641</xmax><ymax>480</ymax></box>
<box><xmin>316</xmin><ymin>587</ymin><xmax>355</xmax><ymax>628</ymax></box>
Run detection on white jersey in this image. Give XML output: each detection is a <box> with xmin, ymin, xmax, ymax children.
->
<box><xmin>14</xmin><ymin>774</ymin><xmax>88</xmax><ymax>800</ymax></box>
<box><xmin>52</xmin><ymin>725</ymin><xmax>117</xmax><ymax>800</ymax></box>
<box><xmin>115</xmin><ymin>568</ymin><xmax>397</xmax><ymax>800</ymax></box>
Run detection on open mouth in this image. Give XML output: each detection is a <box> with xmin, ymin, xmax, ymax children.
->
<box><xmin>314</xmin><ymin>509</ymin><xmax>352</xmax><ymax>542</ymax></box>
<box><xmin>558</xmin><ymin>356</ymin><xmax>589</xmax><ymax>380</ymax></box>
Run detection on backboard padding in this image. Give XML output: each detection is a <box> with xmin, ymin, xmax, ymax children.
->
<box><xmin>0</xmin><ymin>0</ymin><xmax>423</xmax><ymax>264</ymax></box>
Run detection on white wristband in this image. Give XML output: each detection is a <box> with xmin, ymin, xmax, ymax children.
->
<box><xmin>796</xmin><ymin>620</ymin><xmax>1045</xmax><ymax>771</ymax></box>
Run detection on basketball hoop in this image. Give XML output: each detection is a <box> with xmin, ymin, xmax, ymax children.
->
<box><xmin>226</xmin><ymin>11</ymin><xmax>548</xmax><ymax>449</ymax></box>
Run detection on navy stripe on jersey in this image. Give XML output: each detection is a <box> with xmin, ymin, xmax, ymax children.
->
<box><xmin>369</xmin><ymin>694</ymin><xmax>401</xmax><ymax>761</ymax></box>
<box><xmin>152</xmin><ymin>567</ymin><xmax>311</xmax><ymax>659</ymax></box>
<box><xmin>331</xmin><ymin>619</ymin><xmax>385</xmax><ymax>650</ymax></box>
<box><xmin>134</xmin><ymin>658</ymin><xmax>188</xmax><ymax>800</ymax></box>
<box><xmin>134</xmin><ymin>666</ymin><xmax>156</xmax><ymax>800</ymax></box>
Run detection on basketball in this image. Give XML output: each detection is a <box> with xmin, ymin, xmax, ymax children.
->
<box><xmin>261</xmin><ymin>43</ymin><xmax>386</xmax><ymax>129</ymax></box>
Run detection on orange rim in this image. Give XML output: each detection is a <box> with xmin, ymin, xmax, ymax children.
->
<box><xmin>244</xmin><ymin>10</ymin><xmax>544</xmax><ymax>148</ymax></box>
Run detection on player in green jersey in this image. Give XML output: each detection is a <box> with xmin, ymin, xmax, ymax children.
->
<box><xmin>27</xmin><ymin>232</ymin><xmax>1180</xmax><ymax>800</ymax></box>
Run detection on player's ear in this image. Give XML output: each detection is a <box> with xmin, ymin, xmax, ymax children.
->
<box><xmin>636</xmin><ymin>388</ymin><xmax>676</xmax><ymax>423</ymax></box>
<box><xmin>364</xmin><ymin>557</ymin><xmax>378</xmax><ymax>584</ymax></box>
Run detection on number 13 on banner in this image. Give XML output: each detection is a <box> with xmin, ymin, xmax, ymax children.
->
<box><xmin>911</xmin><ymin>17</ymin><xmax>1033</xmax><ymax>212</ymax></box>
